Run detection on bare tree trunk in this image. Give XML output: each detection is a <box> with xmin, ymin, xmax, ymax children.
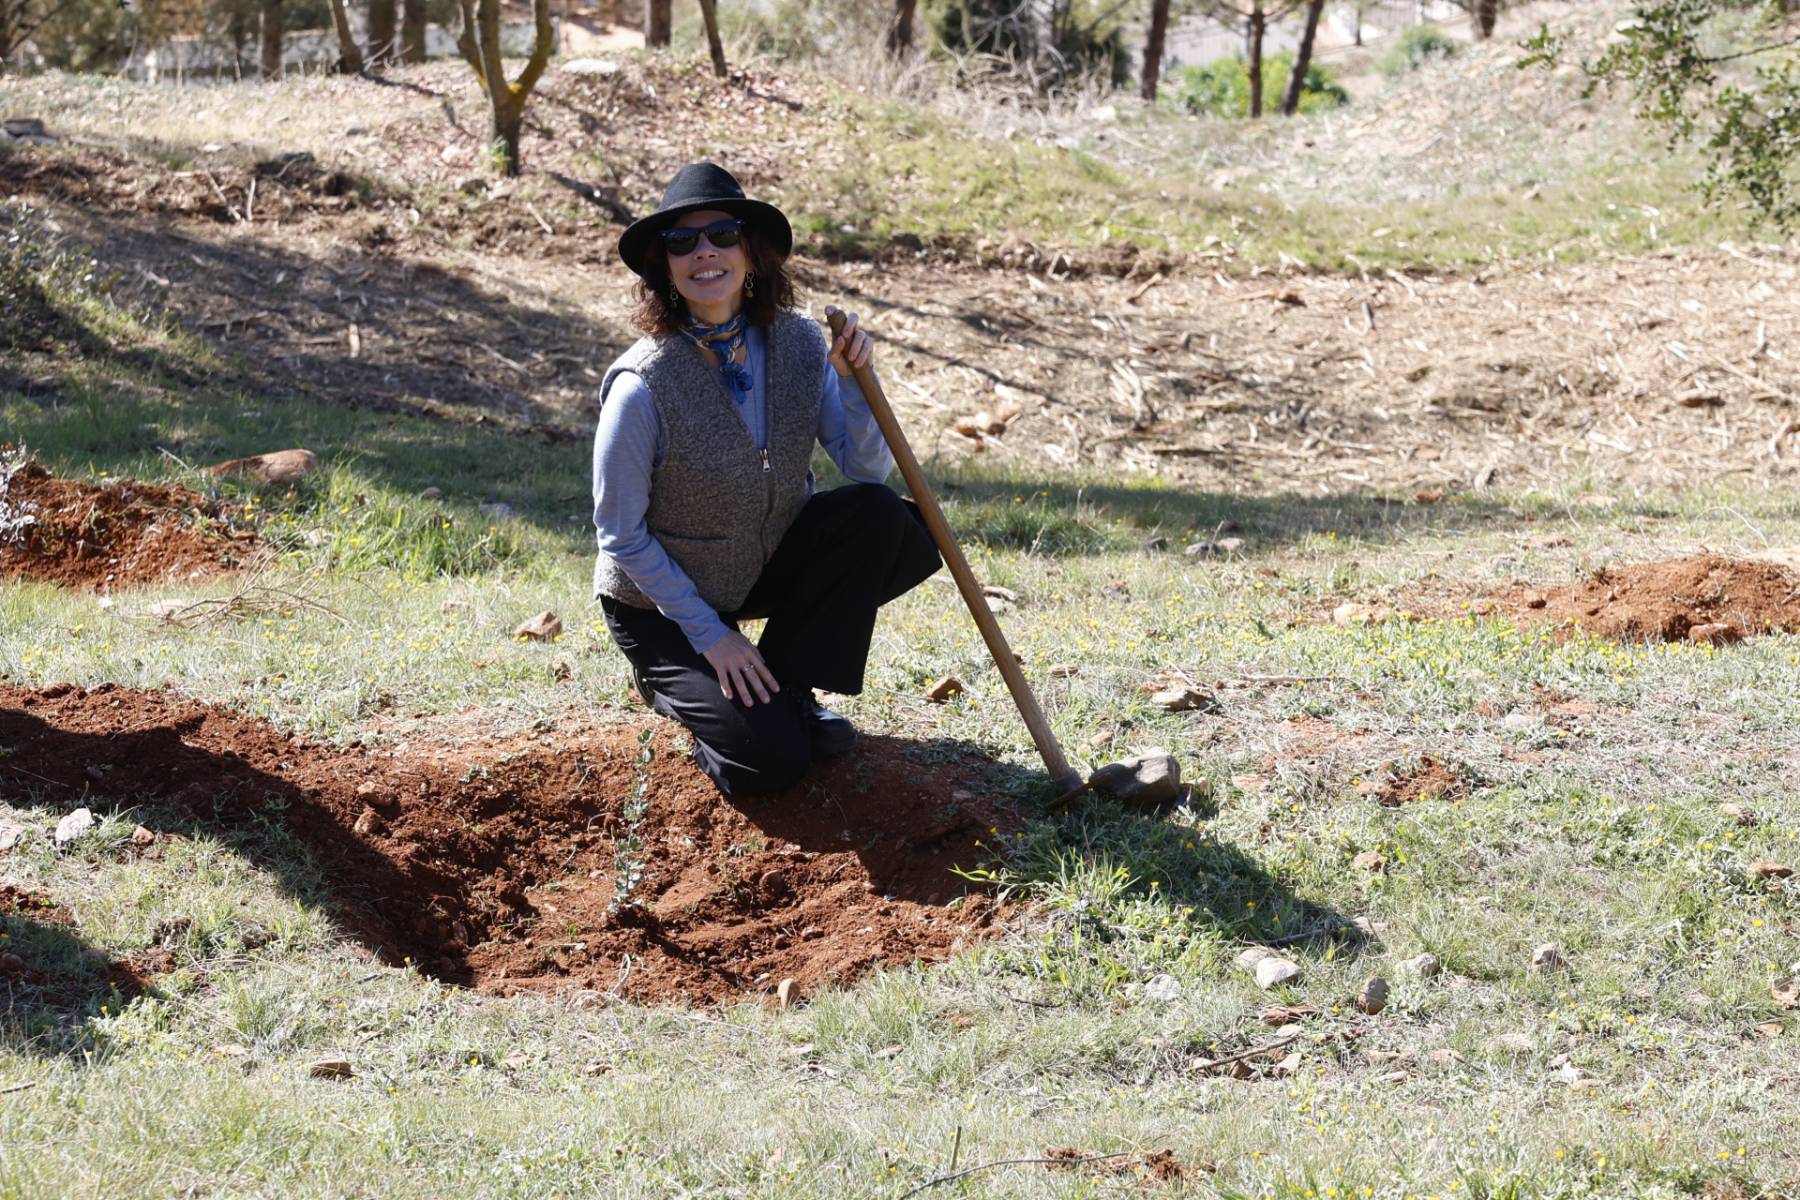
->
<box><xmin>644</xmin><ymin>0</ymin><xmax>670</xmax><ymax>46</ymax></box>
<box><xmin>368</xmin><ymin>0</ymin><xmax>397</xmax><ymax>63</ymax></box>
<box><xmin>1140</xmin><ymin>0</ymin><xmax>1169</xmax><ymax>101</ymax></box>
<box><xmin>260</xmin><ymin>0</ymin><xmax>284</xmax><ymax>79</ymax></box>
<box><xmin>458</xmin><ymin>0</ymin><xmax>555</xmax><ymax>175</ymax></box>
<box><xmin>401</xmin><ymin>0</ymin><xmax>427</xmax><ymax>61</ymax></box>
<box><xmin>328</xmin><ymin>0</ymin><xmax>364</xmax><ymax>71</ymax></box>
<box><xmin>1473</xmin><ymin>0</ymin><xmax>1497</xmax><ymax>39</ymax></box>
<box><xmin>697</xmin><ymin>0</ymin><xmax>726</xmax><ymax>76</ymax></box>
<box><xmin>886</xmin><ymin>0</ymin><xmax>917</xmax><ymax>55</ymax></box>
<box><xmin>1281</xmin><ymin>0</ymin><xmax>1325</xmax><ymax>115</ymax></box>
<box><xmin>1246</xmin><ymin>1</ymin><xmax>1265</xmax><ymax>118</ymax></box>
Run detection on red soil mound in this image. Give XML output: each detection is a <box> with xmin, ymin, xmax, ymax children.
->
<box><xmin>0</xmin><ymin>685</ymin><xmax>1013</xmax><ymax>1005</ymax></box>
<box><xmin>1482</xmin><ymin>555</ymin><xmax>1800</xmax><ymax>643</ymax></box>
<box><xmin>0</xmin><ymin>462</ymin><xmax>257</xmax><ymax>589</ymax></box>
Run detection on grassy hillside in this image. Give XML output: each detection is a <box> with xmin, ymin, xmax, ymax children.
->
<box><xmin>2</xmin><ymin>3</ymin><xmax>1799</xmax><ymax>1197</ymax></box>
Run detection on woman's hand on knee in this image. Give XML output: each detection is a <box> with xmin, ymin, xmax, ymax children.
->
<box><xmin>828</xmin><ymin>310</ymin><xmax>874</xmax><ymax>377</ymax></box>
<box><xmin>702</xmin><ymin>631</ymin><xmax>781</xmax><ymax>706</ymax></box>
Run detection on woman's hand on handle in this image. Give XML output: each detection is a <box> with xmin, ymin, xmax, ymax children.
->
<box><xmin>702</xmin><ymin>630</ymin><xmax>781</xmax><ymax>706</ymax></box>
<box><xmin>825</xmin><ymin>305</ymin><xmax>874</xmax><ymax>377</ymax></box>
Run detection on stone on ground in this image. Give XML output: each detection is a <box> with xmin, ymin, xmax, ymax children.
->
<box><xmin>54</xmin><ymin>807</ymin><xmax>95</xmax><ymax>846</ymax></box>
<box><xmin>1088</xmin><ymin>752</ymin><xmax>1182</xmax><ymax>809</ymax></box>
<box><xmin>515</xmin><ymin>611</ymin><xmax>563</xmax><ymax>642</ymax></box>
<box><xmin>1254</xmin><ymin>957</ymin><xmax>1302</xmax><ymax>990</ymax></box>
<box><xmin>207</xmin><ymin>448</ymin><xmax>319</xmax><ymax>484</ymax></box>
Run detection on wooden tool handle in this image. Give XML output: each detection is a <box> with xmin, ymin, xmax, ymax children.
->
<box><xmin>826</xmin><ymin>306</ymin><xmax>1082</xmax><ymax>792</ymax></box>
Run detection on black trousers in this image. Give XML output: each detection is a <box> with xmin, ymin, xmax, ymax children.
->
<box><xmin>602</xmin><ymin>483</ymin><xmax>942</xmax><ymax>794</ymax></box>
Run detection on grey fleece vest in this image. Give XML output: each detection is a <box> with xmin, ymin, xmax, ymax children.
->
<box><xmin>593</xmin><ymin>309</ymin><xmax>825</xmax><ymax>614</ymax></box>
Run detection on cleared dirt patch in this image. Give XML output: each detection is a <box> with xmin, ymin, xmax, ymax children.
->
<box><xmin>0</xmin><ymin>685</ymin><xmax>1011</xmax><ymax>1005</ymax></box>
<box><xmin>1367</xmin><ymin>756</ymin><xmax>1471</xmax><ymax>807</ymax></box>
<box><xmin>1480</xmin><ymin>555</ymin><xmax>1800</xmax><ymax>643</ymax></box>
<box><xmin>0</xmin><ymin>461</ymin><xmax>257</xmax><ymax>589</ymax></box>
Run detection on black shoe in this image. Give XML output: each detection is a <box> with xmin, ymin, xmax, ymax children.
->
<box><xmin>803</xmin><ymin>692</ymin><xmax>858</xmax><ymax>757</ymax></box>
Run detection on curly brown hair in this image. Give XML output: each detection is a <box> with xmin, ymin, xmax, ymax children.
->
<box><xmin>629</xmin><ymin>223</ymin><xmax>798</xmax><ymax>336</ymax></box>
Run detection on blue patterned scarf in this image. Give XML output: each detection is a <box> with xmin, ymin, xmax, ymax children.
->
<box><xmin>680</xmin><ymin>312</ymin><xmax>754</xmax><ymax>405</ymax></box>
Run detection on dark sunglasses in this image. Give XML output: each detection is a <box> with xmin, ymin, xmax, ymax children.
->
<box><xmin>659</xmin><ymin>219</ymin><xmax>744</xmax><ymax>257</ymax></box>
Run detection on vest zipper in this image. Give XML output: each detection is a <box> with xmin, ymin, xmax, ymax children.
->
<box><xmin>760</xmin><ymin>448</ymin><xmax>770</xmax><ymax>472</ymax></box>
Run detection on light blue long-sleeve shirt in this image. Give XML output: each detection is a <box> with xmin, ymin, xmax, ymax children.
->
<box><xmin>593</xmin><ymin>325</ymin><xmax>896</xmax><ymax>654</ymax></box>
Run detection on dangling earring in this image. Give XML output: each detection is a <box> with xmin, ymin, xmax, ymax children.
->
<box><xmin>668</xmin><ymin>281</ymin><xmax>681</xmax><ymax>308</ymax></box>
<box><xmin>743</xmin><ymin>271</ymin><xmax>755</xmax><ymax>298</ymax></box>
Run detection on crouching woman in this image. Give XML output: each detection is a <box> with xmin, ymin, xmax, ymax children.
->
<box><xmin>592</xmin><ymin>162</ymin><xmax>941</xmax><ymax>794</ymax></box>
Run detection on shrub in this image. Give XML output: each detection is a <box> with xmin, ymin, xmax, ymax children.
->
<box><xmin>1378</xmin><ymin>24</ymin><xmax>1460</xmax><ymax>79</ymax></box>
<box><xmin>1171</xmin><ymin>51</ymin><xmax>1349</xmax><ymax>118</ymax></box>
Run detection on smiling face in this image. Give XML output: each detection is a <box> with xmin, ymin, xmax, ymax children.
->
<box><xmin>666</xmin><ymin>208</ymin><xmax>748</xmax><ymax>325</ymax></box>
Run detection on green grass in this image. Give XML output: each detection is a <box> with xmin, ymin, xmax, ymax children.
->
<box><xmin>3</xmin><ymin>142</ymin><xmax>1800</xmax><ymax>1199</ymax></box>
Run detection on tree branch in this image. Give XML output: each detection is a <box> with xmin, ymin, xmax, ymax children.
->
<box><xmin>512</xmin><ymin>0</ymin><xmax>554</xmax><ymax>99</ymax></box>
<box><xmin>455</xmin><ymin>0</ymin><xmax>485</xmax><ymax>85</ymax></box>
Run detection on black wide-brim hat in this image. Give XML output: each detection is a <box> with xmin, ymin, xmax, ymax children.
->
<box><xmin>617</xmin><ymin>161</ymin><xmax>793</xmax><ymax>279</ymax></box>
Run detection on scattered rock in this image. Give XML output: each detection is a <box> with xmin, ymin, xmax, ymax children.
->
<box><xmin>1356</xmin><ymin>976</ymin><xmax>1391</xmax><ymax>1015</ymax></box>
<box><xmin>308</xmin><ymin>1058</ymin><xmax>355</xmax><ymax>1080</ymax></box>
<box><xmin>3</xmin><ymin>117</ymin><xmax>56</xmax><ymax>144</ymax></box>
<box><xmin>1751</xmin><ymin>861</ymin><xmax>1793</xmax><ymax>880</ymax></box>
<box><xmin>1351</xmin><ymin>850</ymin><xmax>1388</xmax><ymax>872</ymax></box>
<box><xmin>1401</xmin><ymin>953</ymin><xmax>1442</xmax><ymax>979</ymax></box>
<box><xmin>419</xmin><ymin>486</ymin><xmax>444</xmax><ymax>501</ymax></box>
<box><xmin>1530</xmin><ymin>943</ymin><xmax>1568</xmax><ymax>973</ymax></box>
<box><xmin>479</xmin><ymin>501</ymin><xmax>519</xmax><ymax>521</ymax></box>
<box><xmin>776</xmin><ymin>977</ymin><xmax>799</xmax><ymax>1008</ymax></box>
<box><xmin>1142</xmin><ymin>973</ymin><xmax>1183</xmax><ymax>1002</ymax></box>
<box><xmin>1254</xmin><ymin>957</ymin><xmax>1301</xmax><ymax>990</ymax></box>
<box><xmin>1753</xmin><ymin>1021</ymin><xmax>1784</xmax><ymax>1040</ymax></box>
<box><xmin>1427</xmin><ymin>1047</ymin><xmax>1464</xmax><ymax>1065</ymax></box>
<box><xmin>514</xmin><ymin>611</ymin><xmax>563</xmax><ymax>642</ymax></box>
<box><xmin>0</xmin><ymin>822</ymin><xmax>25</xmax><ymax>853</ymax></box>
<box><xmin>1414</xmin><ymin>490</ymin><xmax>1445</xmax><ymax>504</ymax></box>
<box><xmin>130</xmin><ymin>825</ymin><xmax>156</xmax><ymax>848</ymax></box>
<box><xmin>925</xmin><ymin>676</ymin><xmax>964</xmax><ymax>703</ymax></box>
<box><xmin>1489</xmin><ymin>1031</ymin><xmax>1535</xmax><ymax>1055</ymax></box>
<box><xmin>206</xmin><ymin>448</ymin><xmax>319</xmax><ymax>485</ymax></box>
<box><xmin>1688</xmin><ymin>622</ymin><xmax>1739</xmax><ymax>646</ymax></box>
<box><xmin>1773</xmin><ymin>978</ymin><xmax>1797</xmax><ymax>1010</ymax></box>
<box><xmin>1141</xmin><ymin>535</ymin><xmax>1168</xmax><ymax>552</ymax></box>
<box><xmin>1048</xmin><ymin>663</ymin><xmax>1079</xmax><ymax>678</ymax></box>
<box><xmin>1261</xmin><ymin>1004</ymin><xmax>1319</xmax><ymax>1025</ymax></box>
<box><xmin>550</xmin><ymin>657</ymin><xmax>573</xmax><ymax>682</ymax></box>
<box><xmin>561</xmin><ymin>57</ymin><xmax>621</xmax><ymax>76</ymax></box>
<box><xmin>1333</xmin><ymin>602</ymin><xmax>1394</xmax><ymax>627</ymax></box>
<box><xmin>352</xmin><ymin>807</ymin><xmax>385</xmax><ymax>837</ymax></box>
<box><xmin>1149</xmin><ymin>685</ymin><xmax>1216</xmax><ymax>713</ymax></box>
<box><xmin>1233</xmin><ymin>946</ymin><xmax>1273</xmax><ymax>972</ymax></box>
<box><xmin>54</xmin><ymin>807</ymin><xmax>95</xmax><ymax>847</ymax></box>
<box><xmin>1088</xmin><ymin>752</ymin><xmax>1182</xmax><ymax>810</ymax></box>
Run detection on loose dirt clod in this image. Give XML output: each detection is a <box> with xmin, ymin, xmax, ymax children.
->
<box><xmin>1373</xmin><ymin>757</ymin><xmax>1469</xmax><ymax>807</ymax></box>
<box><xmin>0</xmin><ymin>684</ymin><xmax>1011</xmax><ymax>1005</ymax></box>
<box><xmin>0</xmin><ymin>462</ymin><xmax>255</xmax><ymax>589</ymax></box>
<box><xmin>1751</xmin><ymin>861</ymin><xmax>1794</xmax><ymax>881</ymax></box>
<box><xmin>1530</xmin><ymin>943</ymin><xmax>1568</xmax><ymax>973</ymax></box>
<box><xmin>1485</xmin><ymin>556</ymin><xmax>1800</xmax><ymax>644</ymax></box>
<box><xmin>207</xmin><ymin>448</ymin><xmax>319</xmax><ymax>485</ymax></box>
